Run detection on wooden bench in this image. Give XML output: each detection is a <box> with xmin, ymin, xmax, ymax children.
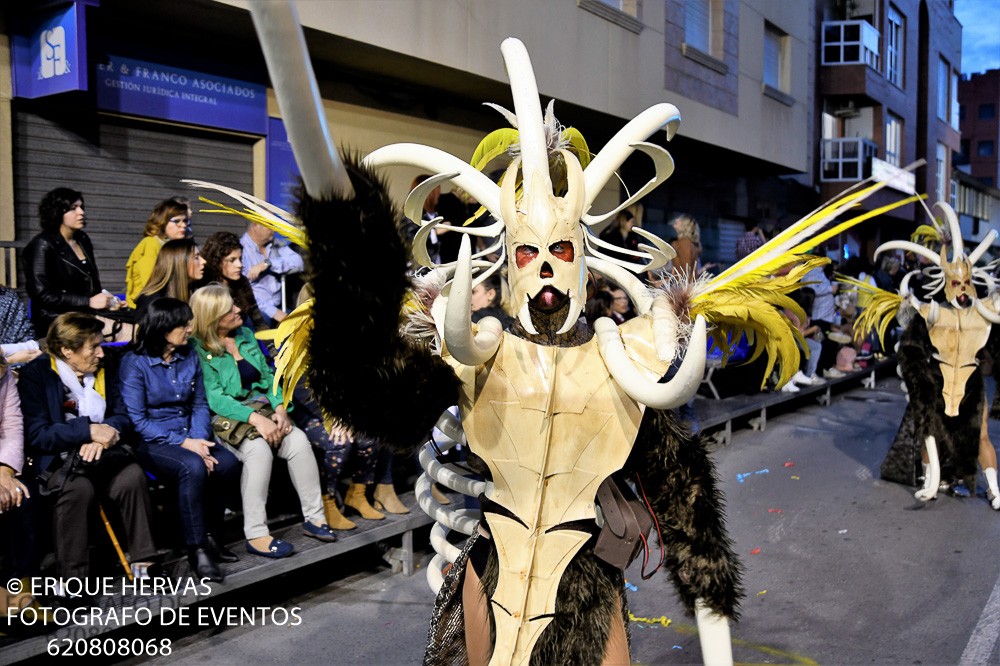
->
<box><xmin>697</xmin><ymin>358</ymin><xmax>895</xmax><ymax>446</ymax></box>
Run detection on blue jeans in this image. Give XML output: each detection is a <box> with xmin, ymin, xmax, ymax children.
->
<box><xmin>138</xmin><ymin>441</ymin><xmax>241</xmax><ymax>547</ymax></box>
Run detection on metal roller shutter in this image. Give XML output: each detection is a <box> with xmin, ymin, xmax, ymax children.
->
<box><xmin>13</xmin><ymin>109</ymin><xmax>256</xmax><ymax>293</ymax></box>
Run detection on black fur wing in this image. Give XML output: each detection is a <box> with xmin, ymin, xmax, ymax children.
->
<box><xmin>298</xmin><ymin>156</ymin><xmax>461</xmax><ymax>450</ymax></box>
<box><xmin>625</xmin><ymin>408</ymin><xmax>744</xmax><ymax>619</ymax></box>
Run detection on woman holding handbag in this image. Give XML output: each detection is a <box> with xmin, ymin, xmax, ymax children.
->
<box><xmin>189</xmin><ymin>285</ymin><xmax>335</xmax><ymax>558</ymax></box>
<box><xmin>119</xmin><ymin>298</ymin><xmax>241</xmax><ymax>582</ymax></box>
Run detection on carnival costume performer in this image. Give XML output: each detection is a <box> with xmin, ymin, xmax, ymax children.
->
<box><xmin>844</xmin><ymin>202</ymin><xmax>1000</xmax><ymax>509</ymax></box>
<box><xmin>187</xmin><ymin>4</ymin><xmax>919</xmax><ymax>663</ymax></box>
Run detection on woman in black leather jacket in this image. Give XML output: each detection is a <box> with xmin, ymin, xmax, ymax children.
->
<box><xmin>23</xmin><ymin>188</ymin><xmax>117</xmax><ymax>335</ymax></box>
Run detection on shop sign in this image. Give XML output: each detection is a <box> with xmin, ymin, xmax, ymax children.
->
<box><xmin>872</xmin><ymin>157</ymin><xmax>916</xmax><ymax>194</ymax></box>
<box><xmin>266</xmin><ymin>118</ymin><xmax>301</xmax><ymax>214</ymax></box>
<box><xmin>11</xmin><ymin>2</ymin><xmax>89</xmax><ymax>99</ymax></box>
<box><xmin>95</xmin><ymin>55</ymin><xmax>266</xmax><ymax>134</ymax></box>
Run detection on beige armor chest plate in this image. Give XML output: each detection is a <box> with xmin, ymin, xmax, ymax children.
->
<box><xmin>447</xmin><ymin>320</ymin><xmax>667</xmax><ymax>665</ymax></box>
<box><xmin>921</xmin><ymin>305</ymin><xmax>991</xmax><ymax>417</ymax></box>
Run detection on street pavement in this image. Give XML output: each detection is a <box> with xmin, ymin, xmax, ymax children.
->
<box><xmin>149</xmin><ymin>377</ymin><xmax>1000</xmax><ymax>665</ymax></box>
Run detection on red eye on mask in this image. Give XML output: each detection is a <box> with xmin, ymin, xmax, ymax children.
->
<box><xmin>516</xmin><ymin>245</ymin><xmax>539</xmax><ymax>268</ymax></box>
<box><xmin>549</xmin><ymin>241</ymin><xmax>575</xmax><ymax>262</ymax></box>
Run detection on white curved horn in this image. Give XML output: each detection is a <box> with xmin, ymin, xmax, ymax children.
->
<box><xmin>595</xmin><ymin>314</ymin><xmax>707</xmax><ymax>410</ymax></box>
<box><xmin>585</xmin><ymin>256</ymin><xmax>655</xmax><ymax>315</ymax></box>
<box><xmin>934</xmin><ymin>202</ymin><xmax>964</xmax><ymax>258</ymax></box>
<box><xmin>976</xmin><ymin>299</ymin><xmax>1000</xmax><ymax>324</ymax></box>
<box><xmin>404</xmin><ymin>172</ymin><xmax>459</xmax><ymax>226</ymax></box>
<box><xmin>583</xmin><ymin>104</ymin><xmax>681</xmax><ymax>213</ymax></box>
<box><xmin>581</xmin><ymin>142</ymin><xmax>676</xmax><ymax>226</ymax></box>
<box><xmin>248</xmin><ymin>0</ymin><xmax>352</xmax><ymax>199</ymax></box>
<box><xmin>500</xmin><ymin>38</ymin><xmax>549</xmax><ymax>187</ymax></box>
<box><xmin>875</xmin><ymin>240</ymin><xmax>941</xmax><ymax>266</ymax></box>
<box><xmin>443</xmin><ymin>235</ymin><xmax>503</xmax><ymax>366</ymax></box>
<box><xmin>364</xmin><ymin>144</ymin><xmax>503</xmax><ymax>222</ymax></box>
<box><xmin>927</xmin><ymin>300</ymin><xmax>940</xmax><ymax>327</ymax></box>
<box><xmin>898</xmin><ymin>269</ymin><xmax>923</xmax><ymax>298</ymax></box>
<box><xmin>969</xmin><ymin>229</ymin><xmax>998</xmax><ymax>265</ymax></box>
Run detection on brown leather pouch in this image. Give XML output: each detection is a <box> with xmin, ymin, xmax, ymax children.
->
<box><xmin>594</xmin><ymin>474</ymin><xmax>653</xmax><ymax>570</ymax></box>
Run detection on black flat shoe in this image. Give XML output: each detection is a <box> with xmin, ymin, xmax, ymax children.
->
<box><xmin>187</xmin><ymin>546</ymin><xmax>224</xmax><ymax>583</ymax></box>
<box><xmin>205</xmin><ymin>533</ymin><xmax>239</xmax><ymax>563</ymax></box>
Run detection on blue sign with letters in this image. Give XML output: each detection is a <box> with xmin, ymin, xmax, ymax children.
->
<box><xmin>11</xmin><ymin>2</ymin><xmax>89</xmax><ymax>99</ymax></box>
<box><xmin>95</xmin><ymin>55</ymin><xmax>267</xmax><ymax>134</ymax></box>
<box><xmin>266</xmin><ymin>118</ymin><xmax>301</xmax><ymax>213</ymax></box>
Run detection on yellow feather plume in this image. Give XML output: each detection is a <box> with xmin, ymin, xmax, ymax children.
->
<box><xmin>465</xmin><ymin>126</ymin><xmax>592</xmax><ymax>225</ymax></box>
<box><xmin>689</xmin><ymin>168</ymin><xmax>922</xmax><ymax>389</ymax></box>
<box><xmin>255</xmin><ymin>299</ymin><xmax>315</xmax><ymax>409</ymax></box>
<box><xmin>691</xmin><ymin>258</ymin><xmax>825</xmax><ymax>388</ymax></box>
<box><xmin>197</xmin><ymin>196</ymin><xmax>308</xmax><ymax>249</ymax></box>
<box><xmin>910</xmin><ymin>224</ymin><xmax>942</xmax><ymax>248</ymax></box>
<box><xmin>835</xmin><ymin>276</ymin><xmax>902</xmax><ymax>346</ymax></box>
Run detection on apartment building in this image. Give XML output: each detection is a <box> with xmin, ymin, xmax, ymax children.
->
<box><xmin>955</xmin><ymin>68</ymin><xmax>1000</xmax><ymax>246</ymax></box>
<box><xmin>816</xmin><ymin>0</ymin><xmax>962</xmax><ymax>259</ymax></box>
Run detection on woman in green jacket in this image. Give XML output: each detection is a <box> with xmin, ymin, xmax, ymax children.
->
<box><xmin>189</xmin><ymin>284</ymin><xmax>335</xmax><ymax>557</ymax></box>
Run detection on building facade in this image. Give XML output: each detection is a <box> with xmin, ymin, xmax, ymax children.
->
<box><xmin>0</xmin><ymin>0</ymin><xmax>981</xmax><ymax>289</ymax></box>
<box><xmin>0</xmin><ymin>0</ymin><xmax>818</xmax><ymax>288</ymax></box>
<box><xmin>815</xmin><ymin>0</ymin><xmax>963</xmax><ymax>261</ymax></box>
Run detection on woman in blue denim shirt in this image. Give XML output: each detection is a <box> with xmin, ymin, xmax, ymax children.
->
<box><xmin>120</xmin><ymin>298</ymin><xmax>241</xmax><ymax>583</ymax></box>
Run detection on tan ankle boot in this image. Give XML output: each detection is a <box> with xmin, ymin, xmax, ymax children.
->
<box><xmin>324</xmin><ymin>494</ymin><xmax>357</xmax><ymax>530</ymax></box>
<box><xmin>343</xmin><ymin>483</ymin><xmax>385</xmax><ymax>520</ymax></box>
<box><xmin>431</xmin><ymin>483</ymin><xmax>451</xmax><ymax>505</ymax></box>
<box><xmin>373</xmin><ymin>483</ymin><xmax>410</xmax><ymax>514</ymax></box>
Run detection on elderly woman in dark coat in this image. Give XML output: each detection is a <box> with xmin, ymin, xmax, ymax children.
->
<box><xmin>18</xmin><ymin>313</ymin><xmax>157</xmax><ymax>584</ymax></box>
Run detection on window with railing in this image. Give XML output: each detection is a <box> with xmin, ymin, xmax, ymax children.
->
<box><xmin>886</xmin><ymin>6</ymin><xmax>904</xmax><ymax>87</ymax></box>
<box><xmin>936</xmin><ymin>142</ymin><xmax>948</xmax><ymax>202</ymax></box>
<box><xmin>885</xmin><ymin>112</ymin><xmax>903</xmax><ymax>166</ymax></box>
<box><xmin>822</xmin><ymin>20</ymin><xmax>880</xmax><ymax>69</ymax></box>
<box><xmin>955</xmin><ymin>181</ymin><xmax>999</xmax><ymax>220</ymax></box>
<box><xmin>821</xmin><ymin>137</ymin><xmax>877</xmax><ymax>181</ymax></box>
<box><xmin>937</xmin><ymin>58</ymin><xmax>950</xmax><ymax>122</ymax></box>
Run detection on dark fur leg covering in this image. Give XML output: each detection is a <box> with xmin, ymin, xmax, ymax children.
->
<box><xmin>628</xmin><ymin>409</ymin><xmax>744</xmax><ymax>619</ymax></box>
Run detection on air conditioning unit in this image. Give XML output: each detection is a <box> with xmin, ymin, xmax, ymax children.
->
<box><xmin>832</xmin><ymin>101</ymin><xmax>860</xmax><ymax>119</ymax></box>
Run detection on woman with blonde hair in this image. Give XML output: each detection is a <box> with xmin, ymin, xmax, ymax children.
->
<box><xmin>135</xmin><ymin>238</ymin><xmax>205</xmax><ymax>320</ymax></box>
<box><xmin>189</xmin><ymin>284</ymin><xmax>335</xmax><ymax>557</ymax></box>
<box><xmin>670</xmin><ymin>214</ymin><xmax>702</xmax><ymax>278</ymax></box>
<box><xmin>125</xmin><ymin>200</ymin><xmax>191</xmax><ymax>308</ymax></box>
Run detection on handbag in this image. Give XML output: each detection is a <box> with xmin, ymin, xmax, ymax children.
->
<box><xmin>594</xmin><ymin>473</ymin><xmax>654</xmax><ymax>571</ymax></box>
<box><xmin>211</xmin><ymin>397</ymin><xmax>275</xmax><ymax>447</ymax></box>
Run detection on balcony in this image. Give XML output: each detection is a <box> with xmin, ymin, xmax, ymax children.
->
<box><xmin>822</xmin><ymin>20</ymin><xmax>880</xmax><ymax>69</ymax></box>
<box><xmin>821</xmin><ymin>137</ymin><xmax>878</xmax><ymax>182</ymax></box>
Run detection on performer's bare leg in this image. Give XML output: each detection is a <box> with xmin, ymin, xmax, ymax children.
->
<box><xmin>978</xmin><ymin>402</ymin><xmax>1000</xmax><ymax>509</ymax></box>
<box><xmin>602</xmin><ymin>595</ymin><xmax>630</xmax><ymax>665</ymax></box>
<box><xmin>462</xmin><ymin>559</ymin><xmax>492</xmax><ymax>666</ymax></box>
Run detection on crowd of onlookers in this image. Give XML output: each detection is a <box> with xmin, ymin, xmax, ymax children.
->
<box><xmin>0</xmin><ymin>185</ymin><xmax>899</xmax><ymax>619</ymax></box>
<box><xmin>0</xmin><ymin>187</ymin><xmax>414</xmax><ymax>618</ymax></box>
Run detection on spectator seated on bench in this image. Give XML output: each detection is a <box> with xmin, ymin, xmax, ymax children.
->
<box><xmin>120</xmin><ymin>298</ymin><xmax>241</xmax><ymax>583</ymax></box>
<box><xmin>18</xmin><ymin>313</ymin><xmax>158</xmax><ymax>595</ymax></box>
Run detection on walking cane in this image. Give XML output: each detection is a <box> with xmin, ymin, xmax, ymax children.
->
<box><xmin>99</xmin><ymin>505</ymin><xmax>134</xmax><ymax>581</ymax></box>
